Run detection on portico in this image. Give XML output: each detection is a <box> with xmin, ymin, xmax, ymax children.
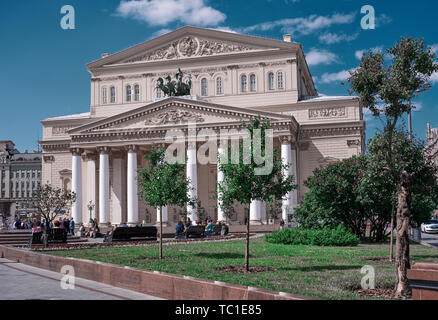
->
<box><xmin>67</xmin><ymin>97</ymin><xmax>299</xmax><ymax>226</ymax></box>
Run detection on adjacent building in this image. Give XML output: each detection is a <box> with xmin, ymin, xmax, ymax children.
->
<box><xmin>0</xmin><ymin>141</ymin><xmax>42</xmax><ymax>219</ymax></box>
<box><xmin>39</xmin><ymin>26</ymin><xmax>365</xmax><ymax>227</ymax></box>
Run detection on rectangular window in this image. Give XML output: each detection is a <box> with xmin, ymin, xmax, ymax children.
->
<box><xmin>277</xmin><ymin>72</ymin><xmax>284</xmax><ymax>89</ymax></box>
<box><xmin>126</xmin><ymin>85</ymin><xmax>132</xmax><ymax>102</ymax></box>
<box><xmin>135</xmin><ymin>85</ymin><xmax>140</xmax><ymax>101</ymax></box>
<box><xmin>102</xmin><ymin>87</ymin><xmax>107</xmax><ymax>104</ymax></box>
<box><xmin>110</xmin><ymin>87</ymin><xmax>116</xmax><ymax>103</ymax></box>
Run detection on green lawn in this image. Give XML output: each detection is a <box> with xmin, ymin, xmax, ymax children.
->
<box><xmin>46</xmin><ymin>237</ymin><xmax>438</xmax><ymax>300</ymax></box>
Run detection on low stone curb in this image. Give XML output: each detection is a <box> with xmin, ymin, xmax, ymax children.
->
<box><xmin>0</xmin><ymin>244</ymin><xmax>315</xmax><ymax>300</ymax></box>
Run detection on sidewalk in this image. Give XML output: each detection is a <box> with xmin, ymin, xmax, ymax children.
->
<box><xmin>0</xmin><ymin>258</ymin><xmax>163</xmax><ymax>300</ymax></box>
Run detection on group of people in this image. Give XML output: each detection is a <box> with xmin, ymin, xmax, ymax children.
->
<box><xmin>9</xmin><ymin>216</ymin><xmax>76</xmax><ymax>235</ymax></box>
<box><xmin>175</xmin><ymin>218</ymin><xmax>229</xmax><ymax>239</ymax></box>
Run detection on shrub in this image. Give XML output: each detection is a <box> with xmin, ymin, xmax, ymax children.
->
<box><xmin>265</xmin><ymin>225</ymin><xmax>360</xmax><ymax>247</ymax></box>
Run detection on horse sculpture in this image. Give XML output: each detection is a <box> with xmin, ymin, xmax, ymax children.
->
<box><xmin>156</xmin><ymin>68</ymin><xmax>192</xmax><ymax>97</ymax></box>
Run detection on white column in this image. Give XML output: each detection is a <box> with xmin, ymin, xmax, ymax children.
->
<box><xmin>217</xmin><ymin>144</ymin><xmax>226</xmax><ymax>222</ymax></box>
<box><xmin>281</xmin><ymin>139</ymin><xmax>296</xmax><ymax>221</ymax></box>
<box><xmin>112</xmin><ymin>157</ymin><xmax>123</xmax><ymax>225</ymax></box>
<box><xmin>156</xmin><ymin>206</ymin><xmax>168</xmax><ymax>225</ymax></box>
<box><xmin>187</xmin><ymin>142</ymin><xmax>198</xmax><ymax>224</ymax></box>
<box><xmin>86</xmin><ymin>155</ymin><xmax>96</xmax><ymax>224</ymax></box>
<box><xmin>126</xmin><ymin>145</ymin><xmax>139</xmax><ymax>226</ymax></box>
<box><xmin>250</xmin><ymin>200</ymin><xmax>263</xmax><ymax>225</ymax></box>
<box><xmin>71</xmin><ymin>148</ymin><xmax>83</xmax><ymax>224</ymax></box>
<box><xmin>261</xmin><ymin>201</ymin><xmax>267</xmax><ymax>224</ymax></box>
<box><xmin>98</xmin><ymin>147</ymin><xmax>110</xmax><ymax>226</ymax></box>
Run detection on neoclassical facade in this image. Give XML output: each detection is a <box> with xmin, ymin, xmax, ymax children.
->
<box><xmin>0</xmin><ymin>141</ymin><xmax>42</xmax><ymax>219</ymax></box>
<box><xmin>40</xmin><ymin>26</ymin><xmax>365</xmax><ymax>227</ymax></box>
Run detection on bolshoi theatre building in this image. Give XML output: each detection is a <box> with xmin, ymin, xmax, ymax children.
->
<box><xmin>39</xmin><ymin>26</ymin><xmax>365</xmax><ymax>227</ymax></box>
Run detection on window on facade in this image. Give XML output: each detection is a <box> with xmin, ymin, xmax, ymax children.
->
<box><xmin>110</xmin><ymin>86</ymin><xmax>116</xmax><ymax>103</ymax></box>
<box><xmin>250</xmin><ymin>74</ymin><xmax>256</xmax><ymax>92</ymax></box>
<box><xmin>277</xmin><ymin>71</ymin><xmax>284</xmax><ymax>89</ymax></box>
<box><xmin>134</xmin><ymin>85</ymin><xmax>140</xmax><ymax>101</ymax></box>
<box><xmin>268</xmin><ymin>72</ymin><xmax>275</xmax><ymax>90</ymax></box>
<box><xmin>145</xmin><ymin>215</ymin><xmax>151</xmax><ymax>223</ymax></box>
<box><xmin>156</xmin><ymin>87</ymin><xmax>162</xmax><ymax>99</ymax></box>
<box><xmin>201</xmin><ymin>78</ymin><xmax>208</xmax><ymax>96</ymax></box>
<box><xmin>126</xmin><ymin>85</ymin><xmax>132</xmax><ymax>102</ymax></box>
<box><xmin>216</xmin><ymin>77</ymin><xmax>223</xmax><ymax>95</ymax></box>
<box><xmin>241</xmin><ymin>75</ymin><xmax>247</xmax><ymax>92</ymax></box>
<box><xmin>102</xmin><ymin>87</ymin><xmax>107</xmax><ymax>104</ymax></box>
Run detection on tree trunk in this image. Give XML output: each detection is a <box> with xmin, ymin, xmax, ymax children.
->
<box><xmin>159</xmin><ymin>207</ymin><xmax>163</xmax><ymax>260</ymax></box>
<box><xmin>389</xmin><ymin>200</ymin><xmax>395</xmax><ymax>262</ymax></box>
<box><xmin>394</xmin><ymin>171</ymin><xmax>412</xmax><ymax>298</ymax></box>
<box><xmin>245</xmin><ymin>204</ymin><xmax>250</xmax><ymax>272</ymax></box>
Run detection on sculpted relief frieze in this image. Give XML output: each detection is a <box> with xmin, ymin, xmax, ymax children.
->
<box><xmin>144</xmin><ymin>110</ymin><xmax>205</xmax><ymax>125</ymax></box>
<box><xmin>308</xmin><ymin>107</ymin><xmax>347</xmax><ymax>120</ymax></box>
<box><xmin>52</xmin><ymin>126</ymin><xmax>74</xmax><ymax>136</ymax></box>
<box><xmin>124</xmin><ymin>36</ymin><xmax>255</xmax><ymax>63</ymax></box>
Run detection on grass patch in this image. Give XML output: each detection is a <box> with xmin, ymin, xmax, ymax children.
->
<box><xmin>46</xmin><ymin>237</ymin><xmax>438</xmax><ymax>300</ymax></box>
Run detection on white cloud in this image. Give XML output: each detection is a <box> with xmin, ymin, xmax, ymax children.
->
<box><xmin>115</xmin><ymin>0</ymin><xmax>226</xmax><ymax>27</ymax></box>
<box><xmin>375</xmin><ymin>14</ymin><xmax>392</xmax><ymax>28</ymax></box>
<box><xmin>430</xmin><ymin>71</ymin><xmax>438</xmax><ymax>84</ymax></box>
<box><xmin>431</xmin><ymin>44</ymin><xmax>438</xmax><ymax>55</ymax></box>
<box><xmin>355</xmin><ymin>46</ymin><xmax>384</xmax><ymax>60</ymax></box>
<box><xmin>318</xmin><ymin>69</ymin><xmax>355</xmax><ymax>84</ymax></box>
<box><xmin>411</xmin><ymin>102</ymin><xmax>423</xmax><ymax>112</ymax></box>
<box><xmin>306</xmin><ymin>49</ymin><xmax>338</xmax><ymax>66</ymax></box>
<box><xmin>319</xmin><ymin>32</ymin><xmax>358</xmax><ymax>45</ymax></box>
<box><xmin>241</xmin><ymin>12</ymin><xmax>356</xmax><ymax>37</ymax></box>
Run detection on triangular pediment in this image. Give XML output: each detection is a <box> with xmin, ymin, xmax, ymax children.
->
<box><xmin>70</xmin><ymin>97</ymin><xmax>292</xmax><ymax>135</ymax></box>
<box><xmin>87</xmin><ymin>26</ymin><xmax>299</xmax><ymax>68</ymax></box>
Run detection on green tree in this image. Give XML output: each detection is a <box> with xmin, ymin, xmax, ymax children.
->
<box><xmin>295</xmin><ymin>156</ymin><xmax>394</xmax><ymax>242</ymax></box>
<box><xmin>368</xmin><ymin>130</ymin><xmax>438</xmax><ymax>226</ymax></box>
<box><xmin>139</xmin><ymin>146</ymin><xmax>195</xmax><ymax>259</ymax></box>
<box><xmin>217</xmin><ymin>118</ymin><xmax>297</xmax><ymax>272</ymax></box>
<box><xmin>296</xmin><ymin>131</ymin><xmax>438</xmax><ymax>245</ymax></box>
<box><xmin>32</xmin><ymin>184</ymin><xmax>76</xmax><ymax>235</ymax></box>
<box><xmin>348</xmin><ymin>38</ymin><xmax>438</xmax><ymax>297</ymax></box>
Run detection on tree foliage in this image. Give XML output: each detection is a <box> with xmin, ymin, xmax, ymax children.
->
<box><xmin>217</xmin><ymin>117</ymin><xmax>297</xmax><ymax>271</ymax></box>
<box><xmin>139</xmin><ymin>146</ymin><xmax>195</xmax><ymax>258</ymax></box>
<box><xmin>32</xmin><ymin>184</ymin><xmax>76</xmax><ymax>233</ymax></box>
<box><xmin>296</xmin><ymin>131</ymin><xmax>438</xmax><ymax>243</ymax></box>
<box><xmin>347</xmin><ymin>36</ymin><xmax>438</xmax><ymax>297</ymax></box>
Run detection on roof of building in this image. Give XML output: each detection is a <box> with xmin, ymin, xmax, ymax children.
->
<box><xmin>10</xmin><ymin>152</ymin><xmax>42</xmax><ymax>162</ymax></box>
<box><xmin>42</xmin><ymin>112</ymin><xmax>91</xmax><ymax>122</ymax></box>
<box><xmin>298</xmin><ymin>94</ymin><xmax>358</xmax><ymax>103</ymax></box>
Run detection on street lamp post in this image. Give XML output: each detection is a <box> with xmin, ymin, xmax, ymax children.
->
<box><xmin>87</xmin><ymin>200</ymin><xmax>95</xmax><ymax>225</ymax></box>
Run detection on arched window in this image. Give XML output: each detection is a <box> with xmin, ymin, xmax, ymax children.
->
<box><xmin>216</xmin><ymin>77</ymin><xmax>223</xmax><ymax>95</ymax></box>
<box><xmin>250</xmin><ymin>74</ymin><xmax>256</xmax><ymax>92</ymax></box>
<box><xmin>102</xmin><ymin>87</ymin><xmax>107</xmax><ymax>104</ymax></box>
<box><xmin>126</xmin><ymin>85</ymin><xmax>132</xmax><ymax>102</ymax></box>
<box><xmin>110</xmin><ymin>86</ymin><xmax>116</xmax><ymax>103</ymax></box>
<box><xmin>277</xmin><ymin>71</ymin><xmax>284</xmax><ymax>89</ymax></box>
<box><xmin>241</xmin><ymin>75</ymin><xmax>247</xmax><ymax>92</ymax></box>
<box><xmin>201</xmin><ymin>78</ymin><xmax>208</xmax><ymax>96</ymax></box>
<box><xmin>268</xmin><ymin>72</ymin><xmax>275</xmax><ymax>90</ymax></box>
<box><xmin>134</xmin><ymin>85</ymin><xmax>140</xmax><ymax>101</ymax></box>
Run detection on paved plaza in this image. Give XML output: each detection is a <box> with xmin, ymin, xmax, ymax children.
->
<box><xmin>0</xmin><ymin>258</ymin><xmax>162</xmax><ymax>300</ymax></box>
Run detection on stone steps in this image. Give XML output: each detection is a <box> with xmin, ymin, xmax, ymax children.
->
<box><xmin>0</xmin><ymin>231</ymin><xmax>87</xmax><ymax>245</ymax></box>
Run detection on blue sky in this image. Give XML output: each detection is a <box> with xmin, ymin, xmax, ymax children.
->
<box><xmin>1</xmin><ymin>0</ymin><xmax>437</xmax><ymax>152</ymax></box>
